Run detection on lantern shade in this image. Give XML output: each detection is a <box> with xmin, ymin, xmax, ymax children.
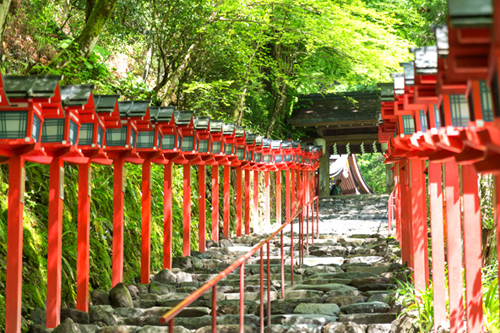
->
<box><xmin>378</xmin><ymin>83</ymin><xmax>394</xmax><ymax>102</ymax></box>
<box><xmin>410</xmin><ymin>46</ymin><xmax>438</xmax><ymax>75</ymax></box>
<box><xmin>60</xmin><ymin>85</ymin><xmax>94</xmax><ymax>106</ymax></box>
<box><xmin>194</xmin><ymin>116</ymin><xmax>212</xmax><ymax>155</ymax></box>
<box><xmin>391</xmin><ymin>73</ymin><xmax>405</xmax><ymax>95</ymax></box>
<box><xmin>399</xmin><ymin>62</ymin><xmax>415</xmax><ymax>86</ymax></box>
<box><xmin>448</xmin><ymin>0</ymin><xmax>493</xmax><ymax>27</ymax></box>
<box><xmin>434</xmin><ymin>26</ymin><xmax>449</xmax><ymax>57</ymax></box>
<box><xmin>94</xmin><ymin>95</ymin><xmax>121</xmax><ymax>130</ymax></box>
<box><xmin>4</xmin><ymin>75</ymin><xmax>61</xmax><ymax>99</ymax></box>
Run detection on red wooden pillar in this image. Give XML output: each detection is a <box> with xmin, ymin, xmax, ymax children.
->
<box><xmin>199</xmin><ymin>165</ymin><xmax>206</xmax><ymax>252</ymax></box>
<box><xmin>112</xmin><ymin>158</ymin><xmax>125</xmax><ymax>286</ymax></box>
<box><xmin>183</xmin><ymin>164</ymin><xmax>191</xmax><ymax>256</ymax></box>
<box><xmin>409</xmin><ymin>158</ymin><xmax>428</xmax><ymax>292</ymax></box>
<box><xmin>163</xmin><ymin>162</ymin><xmax>173</xmax><ymax>269</ymax></box>
<box><xmin>497</xmin><ymin>176</ymin><xmax>500</xmax><ymax>307</ymax></box>
<box><xmin>399</xmin><ymin>162</ymin><xmax>411</xmax><ymax>266</ymax></box>
<box><xmin>285</xmin><ymin>169</ymin><xmax>291</xmax><ymax>221</ymax></box>
<box><xmin>236</xmin><ymin>166</ymin><xmax>242</xmax><ymax>236</ymax></box>
<box><xmin>212</xmin><ymin>165</ymin><xmax>219</xmax><ymax>241</ymax></box>
<box><xmin>253</xmin><ymin>170</ymin><xmax>259</xmax><ymax>226</ymax></box>
<box><xmin>462</xmin><ymin>165</ymin><xmax>483</xmax><ymax>333</ymax></box>
<box><xmin>77</xmin><ymin>161</ymin><xmax>91</xmax><ymax>312</ymax></box>
<box><xmin>47</xmin><ymin>157</ymin><xmax>64</xmax><ymax>328</ymax></box>
<box><xmin>5</xmin><ymin>155</ymin><xmax>25</xmax><ymax>333</ymax></box>
<box><xmin>429</xmin><ymin>162</ymin><xmax>447</xmax><ymax>330</ymax></box>
<box><xmin>276</xmin><ymin>170</ymin><xmax>282</xmax><ymax>224</ymax></box>
<box><xmin>264</xmin><ymin>171</ymin><xmax>270</xmax><ymax>227</ymax></box>
<box><xmin>444</xmin><ymin>160</ymin><xmax>465</xmax><ymax>333</ymax></box>
<box><xmin>291</xmin><ymin>169</ymin><xmax>296</xmax><ymax>215</ymax></box>
<box><xmin>244</xmin><ymin>169</ymin><xmax>250</xmax><ymax>235</ymax></box>
<box><xmin>141</xmin><ymin>159</ymin><xmax>152</xmax><ymax>284</ymax></box>
<box><xmin>223</xmin><ymin>165</ymin><xmax>230</xmax><ymax>239</ymax></box>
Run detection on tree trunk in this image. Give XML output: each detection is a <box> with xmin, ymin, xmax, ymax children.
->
<box><xmin>0</xmin><ymin>0</ymin><xmax>12</xmax><ymax>43</ymax></box>
<box><xmin>85</xmin><ymin>0</ymin><xmax>96</xmax><ymax>23</ymax></box>
<box><xmin>43</xmin><ymin>0</ymin><xmax>118</xmax><ymax>72</ymax></box>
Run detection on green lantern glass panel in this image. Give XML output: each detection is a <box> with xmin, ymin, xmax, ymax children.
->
<box><xmin>130</xmin><ymin>128</ymin><xmax>137</xmax><ymax>148</ymax></box>
<box><xmin>177</xmin><ymin>135</ymin><xmax>182</xmax><ymax>150</ymax></box>
<box><xmin>97</xmin><ymin>126</ymin><xmax>104</xmax><ymax>147</ymax></box>
<box><xmin>106</xmin><ymin>128</ymin><xmax>127</xmax><ymax>146</ymax></box>
<box><xmin>0</xmin><ymin>111</ymin><xmax>28</xmax><ymax>139</ymax></box>
<box><xmin>157</xmin><ymin>133</ymin><xmax>161</xmax><ymax>149</ymax></box>
<box><xmin>225</xmin><ymin>143</ymin><xmax>233</xmax><ymax>155</ymax></box>
<box><xmin>434</xmin><ymin>105</ymin><xmax>441</xmax><ymax>129</ymax></box>
<box><xmin>69</xmin><ymin>120</ymin><xmax>78</xmax><ymax>145</ymax></box>
<box><xmin>212</xmin><ymin>141</ymin><xmax>222</xmax><ymax>154</ymax></box>
<box><xmin>275</xmin><ymin>154</ymin><xmax>283</xmax><ymax>163</ymax></box>
<box><xmin>41</xmin><ymin>118</ymin><xmax>65</xmax><ymax>143</ymax></box>
<box><xmin>263</xmin><ymin>154</ymin><xmax>271</xmax><ymax>163</ymax></box>
<box><xmin>198</xmin><ymin>139</ymin><xmax>209</xmax><ymax>153</ymax></box>
<box><xmin>255</xmin><ymin>153</ymin><xmax>261</xmax><ymax>162</ymax></box>
<box><xmin>181</xmin><ymin>136</ymin><xmax>194</xmax><ymax>152</ymax></box>
<box><xmin>136</xmin><ymin>131</ymin><xmax>154</xmax><ymax>148</ymax></box>
<box><xmin>450</xmin><ymin>94</ymin><xmax>470</xmax><ymax>127</ymax></box>
<box><xmin>402</xmin><ymin>115</ymin><xmax>415</xmax><ymax>135</ymax></box>
<box><xmin>236</xmin><ymin>148</ymin><xmax>245</xmax><ymax>160</ymax></box>
<box><xmin>32</xmin><ymin>114</ymin><xmax>41</xmax><ymax>142</ymax></box>
<box><xmin>163</xmin><ymin>135</ymin><xmax>176</xmax><ymax>150</ymax></box>
<box><xmin>285</xmin><ymin>154</ymin><xmax>292</xmax><ymax>162</ymax></box>
<box><xmin>479</xmin><ymin>80</ymin><xmax>493</xmax><ymax>122</ymax></box>
<box><xmin>419</xmin><ymin>110</ymin><xmax>428</xmax><ymax>132</ymax></box>
<box><xmin>79</xmin><ymin>123</ymin><xmax>94</xmax><ymax>146</ymax></box>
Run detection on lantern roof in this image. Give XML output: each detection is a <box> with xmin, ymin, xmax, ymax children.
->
<box><xmin>271</xmin><ymin>140</ymin><xmax>281</xmax><ymax>150</ymax></box>
<box><xmin>378</xmin><ymin>83</ymin><xmax>394</xmax><ymax>102</ymax></box>
<box><xmin>150</xmin><ymin>106</ymin><xmax>175</xmax><ymax>123</ymax></box>
<box><xmin>292</xmin><ymin>141</ymin><xmax>301</xmax><ymax>149</ymax></box>
<box><xmin>95</xmin><ymin>95</ymin><xmax>120</xmax><ymax>113</ymax></box>
<box><xmin>448</xmin><ymin>0</ymin><xmax>492</xmax><ymax>27</ymax></box>
<box><xmin>246</xmin><ymin>133</ymin><xmax>256</xmax><ymax>145</ymax></box>
<box><xmin>281</xmin><ymin>141</ymin><xmax>291</xmax><ymax>149</ymax></box>
<box><xmin>255</xmin><ymin>136</ymin><xmax>264</xmax><ymax>146</ymax></box>
<box><xmin>194</xmin><ymin>116</ymin><xmax>211</xmax><ymax>130</ymax></box>
<box><xmin>210</xmin><ymin>120</ymin><xmax>223</xmax><ymax>133</ymax></box>
<box><xmin>174</xmin><ymin>111</ymin><xmax>194</xmax><ymax>126</ymax></box>
<box><xmin>3</xmin><ymin>75</ymin><xmax>61</xmax><ymax>99</ymax></box>
<box><xmin>223</xmin><ymin>123</ymin><xmax>235</xmax><ymax>135</ymax></box>
<box><xmin>434</xmin><ymin>25</ymin><xmax>449</xmax><ymax>57</ymax></box>
<box><xmin>118</xmin><ymin>100</ymin><xmax>150</xmax><ymax>118</ymax></box>
<box><xmin>60</xmin><ymin>85</ymin><xmax>94</xmax><ymax>106</ymax></box>
<box><xmin>235</xmin><ymin>126</ymin><xmax>245</xmax><ymax>137</ymax></box>
<box><xmin>262</xmin><ymin>138</ymin><xmax>272</xmax><ymax>148</ymax></box>
<box><xmin>410</xmin><ymin>46</ymin><xmax>438</xmax><ymax>75</ymax></box>
<box><xmin>399</xmin><ymin>62</ymin><xmax>415</xmax><ymax>86</ymax></box>
<box><xmin>390</xmin><ymin>73</ymin><xmax>405</xmax><ymax>95</ymax></box>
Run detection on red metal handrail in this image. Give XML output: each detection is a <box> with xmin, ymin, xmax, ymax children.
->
<box><xmin>387</xmin><ymin>189</ymin><xmax>396</xmax><ymax>236</ymax></box>
<box><xmin>160</xmin><ymin>196</ymin><xmax>319</xmax><ymax>332</ymax></box>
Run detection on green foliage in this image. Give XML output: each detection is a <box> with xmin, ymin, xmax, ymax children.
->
<box><xmin>483</xmin><ymin>263</ymin><xmax>500</xmax><ymax>333</ymax></box>
<box><xmin>356</xmin><ymin>153</ymin><xmax>387</xmax><ymax>194</ymax></box>
<box><xmin>394</xmin><ymin>279</ymin><xmax>435</xmax><ymax>332</ymax></box>
<box><xmin>0</xmin><ymin>162</ymin><xmax>214</xmax><ymax>331</ymax></box>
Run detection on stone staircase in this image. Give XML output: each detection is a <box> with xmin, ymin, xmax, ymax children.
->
<box><xmin>30</xmin><ymin>195</ymin><xmax>406</xmax><ymax>333</ymax></box>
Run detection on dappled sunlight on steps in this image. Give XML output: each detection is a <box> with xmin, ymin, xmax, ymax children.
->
<box><xmin>36</xmin><ymin>195</ymin><xmax>409</xmax><ymax>333</ymax></box>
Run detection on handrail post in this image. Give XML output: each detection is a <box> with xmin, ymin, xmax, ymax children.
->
<box><xmin>253</xmin><ymin>170</ymin><xmax>259</xmax><ymax>227</ymax></box>
<box><xmin>260</xmin><ymin>247</ymin><xmax>264</xmax><ymax>333</ymax></box>
<box><xmin>168</xmin><ymin>319</ymin><xmax>174</xmax><ymax>333</ymax></box>
<box><xmin>267</xmin><ymin>241</ymin><xmax>271</xmax><ymax>326</ymax></box>
<box><xmin>240</xmin><ymin>263</ymin><xmax>245</xmax><ymax>333</ymax></box>
<box><xmin>244</xmin><ymin>169</ymin><xmax>250</xmax><ymax>235</ymax></box>
<box><xmin>212</xmin><ymin>284</ymin><xmax>217</xmax><ymax>333</ymax></box>
<box><xmin>264</xmin><ymin>170</ymin><xmax>270</xmax><ymax>228</ymax></box>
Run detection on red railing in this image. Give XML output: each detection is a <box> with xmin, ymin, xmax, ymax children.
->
<box><xmin>387</xmin><ymin>189</ymin><xmax>396</xmax><ymax>236</ymax></box>
<box><xmin>159</xmin><ymin>196</ymin><xmax>320</xmax><ymax>333</ymax></box>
